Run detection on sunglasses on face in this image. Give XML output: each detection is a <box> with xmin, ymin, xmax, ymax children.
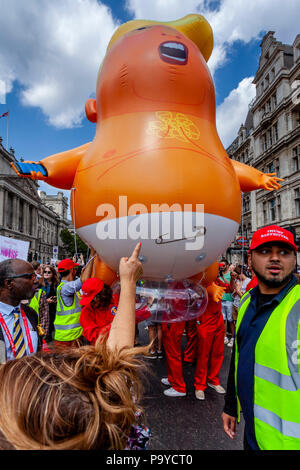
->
<box><xmin>3</xmin><ymin>273</ymin><xmax>36</xmax><ymax>280</ymax></box>
<box><xmin>44</xmin><ymin>270</ymin><xmax>52</xmax><ymax>274</ymax></box>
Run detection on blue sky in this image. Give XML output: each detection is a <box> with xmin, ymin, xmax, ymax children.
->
<box><xmin>0</xmin><ymin>0</ymin><xmax>299</xmax><ymax>200</ymax></box>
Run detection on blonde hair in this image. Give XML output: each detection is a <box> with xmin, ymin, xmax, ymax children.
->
<box><xmin>0</xmin><ymin>340</ymin><xmax>148</xmax><ymax>450</ymax></box>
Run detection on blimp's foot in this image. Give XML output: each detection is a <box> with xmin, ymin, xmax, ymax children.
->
<box><xmin>92</xmin><ymin>254</ymin><xmax>118</xmax><ymax>286</ymax></box>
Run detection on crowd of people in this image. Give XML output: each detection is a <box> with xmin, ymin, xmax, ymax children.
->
<box><xmin>0</xmin><ymin>224</ymin><xmax>300</xmax><ymax>450</ymax></box>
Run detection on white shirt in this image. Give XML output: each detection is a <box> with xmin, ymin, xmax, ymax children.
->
<box><xmin>0</xmin><ymin>301</ymin><xmax>39</xmax><ymax>361</ymax></box>
<box><xmin>233</xmin><ymin>277</ymin><xmax>251</xmax><ymax>307</ymax></box>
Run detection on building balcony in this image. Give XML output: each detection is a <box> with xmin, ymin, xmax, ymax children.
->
<box><xmin>260</xmin><ymin>111</ymin><xmax>273</xmax><ymax>128</ymax></box>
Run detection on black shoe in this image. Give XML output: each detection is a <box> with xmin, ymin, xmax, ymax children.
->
<box><xmin>183</xmin><ymin>361</ymin><xmax>195</xmax><ymax>367</ymax></box>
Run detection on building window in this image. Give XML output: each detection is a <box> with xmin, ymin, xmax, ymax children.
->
<box><xmin>293</xmin><ymin>156</ymin><xmax>299</xmax><ymax>172</ymax></box>
<box><xmin>271</xmin><ymin>68</ymin><xmax>275</xmax><ymax>81</ymax></box>
<box><xmin>272</xmin><ymin>93</ymin><xmax>277</xmax><ymax>109</ymax></box>
<box><xmin>6</xmin><ymin>193</ymin><xmax>13</xmax><ymax>229</ymax></box>
<box><xmin>275</xmin><ymin>158</ymin><xmax>280</xmax><ymax>177</ymax></box>
<box><xmin>266</xmin><ymin>99</ymin><xmax>271</xmax><ymax>113</ymax></box>
<box><xmin>273</xmin><ymin>122</ymin><xmax>278</xmax><ymax>142</ymax></box>
<box><xmin>269</xmin><ymin>199</ymin><xmax>276</xmax><ymax>222</ymax></box>
<box><xmin>263</xmin><ymin>133</ymin><xmax>267</xmax><ymax>151</ymax></box>
<box><xmin>268</xmin><ymin>129</ymin><xmax>273</xmax><ymax>147</ymax></box>
<box><xmin>293</xmin><ymin>147</ymin><xmax>299</xmax><ymax>172</ymax></box>
<box><xmin>263</xmin><ymin>202</ymin><xmax>267</xmax><ymax>224</ymax></box>
<box><xmin>295</xmin><ymin>188</ymin><xmax>300</xmax><ymax>217</ymax></box>
<box><xmin>29</xmin><ymin>206</ymin><xmax>33</xmax><ymax>235</ymax></box>
<box><xmin>265</xmin><ymin>74</ymin><xmax>270</xmax><ymax>88</ymax></box>
<box><xmin>19</xmin><ymin>200</ymin><xmax>23</xmax><ymax>232</ymax></box>
<box><xmin>277</xmin><ymin>196</ymin><xmax>281</xmax><ymax>220</ymax></box>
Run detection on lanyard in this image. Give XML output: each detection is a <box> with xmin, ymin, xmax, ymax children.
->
<box><xmin>0</xmin><ymin>306</ymin><xmax>34</xmax><ymax>356</ymax></box>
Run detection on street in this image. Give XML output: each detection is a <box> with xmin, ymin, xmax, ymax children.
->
<box><xmin>137</xmin><ymin>322</ymin><xmax>245</xmax><ymax>451</ymax></box>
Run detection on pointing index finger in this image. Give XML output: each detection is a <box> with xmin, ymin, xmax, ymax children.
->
<box><xmin>130</xmin><ymin>242</ymin><xmax>142</xmax><ymax>260</ymax></box>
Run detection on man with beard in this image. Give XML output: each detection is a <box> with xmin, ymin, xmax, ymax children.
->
<box><xmin>222</xmin><ymin>225</ymin><xmax>300</xmax><ymax>450</ymax></box>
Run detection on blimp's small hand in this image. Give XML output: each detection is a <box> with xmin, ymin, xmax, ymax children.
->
<box><xmin>11</xmin><ymin>161</ymin><xmax>48</xmax><ymax>181</ymax></box>
<box><xmin>30</xmin><ymin>170</ymin><xmax>48</xmax><ymax>181</ymax></box>
<box><xmin>206</xmin><ymin>282</ymin><xmax>226</xmax><ymax>303</ymax></box>
<box><xmin>260</xmin><ymin>172</ymin><xmax>284</xmax><ymax>191</ymax></box>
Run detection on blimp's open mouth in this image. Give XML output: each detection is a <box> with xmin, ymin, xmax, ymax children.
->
<box><xmin>159</xmin><ymin>41</ymin><xmax>188</xmax><ymax>65</ymax></box>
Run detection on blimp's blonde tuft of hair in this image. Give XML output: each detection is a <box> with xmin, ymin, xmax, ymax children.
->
<box><xmin>106</xmin><ymin>14</ymin><xmax>213</xmax><ymax>62</ymax></box>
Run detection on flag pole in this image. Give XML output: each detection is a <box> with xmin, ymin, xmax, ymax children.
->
<box><xmin>6</xmin><ymin>110</ymin><xmax>9</xmax><ymax>151</ymax></box>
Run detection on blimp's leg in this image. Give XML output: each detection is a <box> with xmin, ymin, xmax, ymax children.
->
<box><xmin>92</xmin><ymin>255</ymin><xmax>118</xmax><ymax>286</ymax></box>
<box><xmin>189</xmin><ymin>261</ymin><xmax>226</xmax><ymax>303</ymax></box>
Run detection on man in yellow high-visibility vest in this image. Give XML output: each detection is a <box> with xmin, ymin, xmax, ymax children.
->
<box><xmin>222</xmin><ymin>225</ymin><xmax>300</xmax><ymax>450</ymax></box>
<box><xmin>54</xmin><ymin>250</ymin><xmax>95</xmax><ymax>351</ymax></box>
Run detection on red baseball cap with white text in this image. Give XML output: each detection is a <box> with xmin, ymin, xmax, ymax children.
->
<box><xmin>249</xmin><ymin>225</ymin><xmax>298</xmax><ymax>252</ymax></box>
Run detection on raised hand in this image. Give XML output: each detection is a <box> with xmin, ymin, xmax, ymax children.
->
<box><xmin>119</xmin><ymin>242</ymin><xmax>143</xmax><ymax>284</ymax></box>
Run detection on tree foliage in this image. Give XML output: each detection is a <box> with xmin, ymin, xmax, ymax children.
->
<box><xmin>59</xmin><ymin>229</ymin><xmax>89</xmax><ymax>259</ymax></box>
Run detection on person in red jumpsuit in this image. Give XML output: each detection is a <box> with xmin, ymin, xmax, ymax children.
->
<box><xmin>79</xmin><ymin>278</ymin><xmax>119</xmax><ymax>344</ymax></box>
<box><xmin>161</xmin><ymin>281</ymin><xmax>201</xmax><ymax>397</ymax></box>
<box><xmin>161</xmin><ymin>279</ymin><xmax>227</xmax><ymax>399</ymax></box>
<box><xmin>193</xmin><ymin>297</ymin><xmax>225</xmax><ymax>400</ymax></box>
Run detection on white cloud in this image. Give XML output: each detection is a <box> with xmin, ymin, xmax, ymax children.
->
<box><xmin>1</xmin><ymin>0</ymin><xmax>299</xmax><ymax>130</ymax></box>
<box><xmin>126</xmin><ymin>0</ymin><xmax>300</xmax><ymax>73</ymax></box>
<box><xmin>0</xmin><ymin>0</ymin><xmax>118</xmax><ymax>128</ymax></box>
<box><xmin>125</xmin><ymin>0</ymin><xmax>299</xmax><ymax>147</ymax></box>
<box><xmin>216</xmin><ymin>77</ymin><xmax>256</xmax><ymax>149</ymax></box>
<box><xmin>125</xmin><ymin>0</ymin><xmax>205</xmax><ymax>21</ymax></box>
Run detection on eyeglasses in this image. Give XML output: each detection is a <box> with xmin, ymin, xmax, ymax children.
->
<box><xmin>3</xmin><ymin>273</ymin><xmax>36</xmax><ymax>280</ymax></box>
<box><xmin>44</xmin><ymin>270</ymin><xmax>52</xmax><ymax>274</ymax></box>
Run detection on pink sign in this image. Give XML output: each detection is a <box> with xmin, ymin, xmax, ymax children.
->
<box><xmin>0</xmin><ymin>235</ymin><xmax>29</xmax><ymax>262</ymax></box>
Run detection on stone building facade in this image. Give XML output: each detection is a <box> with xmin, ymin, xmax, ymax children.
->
<box><xmin>38</xmin><ymin>190</ymin><xmax>69</xmax><ymax>221</ymax></box>
<box><xmin>227</xmin><ymin>31</ymin><xmax>300</xmax><ymax>265</ymax></box>
<box><xmin>0</xmin><ymin>138</ymin><xmax>71</xmax><ymax>263</ymax></box>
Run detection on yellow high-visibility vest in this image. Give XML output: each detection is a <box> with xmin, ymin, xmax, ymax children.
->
<box><xmin>54</xmin><ymin>281</ymin><xmax>82</xmax><ymax>341</ymax></box>
<box><xmin>235</xmin><ymin>285</ymin><xmax>300</xmax><ymax>449</ymax></box>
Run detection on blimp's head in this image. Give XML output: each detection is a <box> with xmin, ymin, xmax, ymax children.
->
<box><xmin>79</xmin><ymin>14</ymin><xmax>241</xmax><ymax>281</ymax></box>
<box><xmin>86</xmin><ymin>14</ymin><xmax>215</xmax><ymax>123</ymax></box>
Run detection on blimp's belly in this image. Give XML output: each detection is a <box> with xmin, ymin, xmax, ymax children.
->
<box><xmin>77</xmin><ymin>211</ymin><xmax>239</xmax><ymax>280</ymax></box>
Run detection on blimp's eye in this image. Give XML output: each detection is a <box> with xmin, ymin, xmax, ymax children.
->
<box><xmin>134</xmin><ymin>26</ymin><xmax>153</xmax><ymax>31</ymax></box>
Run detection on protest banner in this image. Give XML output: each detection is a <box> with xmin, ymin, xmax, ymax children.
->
<box><xmin>0</xmin><ymin>235</ymin><xmax>30</xmax><ymax>262</ymax></box>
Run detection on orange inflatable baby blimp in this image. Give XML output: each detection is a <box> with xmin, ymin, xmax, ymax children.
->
<box><xmin>12</xmin><ymin>14</ymin><xmax>282</xmax><ymax>302</ymax></box>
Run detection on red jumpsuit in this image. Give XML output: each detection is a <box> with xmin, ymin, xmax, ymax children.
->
<box><xmin>162</xmin><ymin>321</ymin><xmax>187</xmax><ymax>393</ymax></box>
<box><xmin>80</xmin><ymin>294</ymin><xmax>119</xmax><ymax>344</ymax></box>
<box><xmin>194</xmin><ymin>298</ymin><xmax>224</xmax><ymax>391</ymax></box>
<box><xmin>161</xmin><ymin>280</ymin><xmax>199</xmax><ymax>393</ymax></box>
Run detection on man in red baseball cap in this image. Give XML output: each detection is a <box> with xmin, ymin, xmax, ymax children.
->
<box><xmin>248</xmin><ymin>224</ymin><xmax>297</xmax><ymax>289</ymax></box>
<box><xmin>57</xmin><ymin>258</ymin><xmax>80</xmax><ymax>274</ymax></box>
<box><xmin>222</xmin><ymin>225</ymin><xmax>300</xmax><ymax>450</ymax></box>
<box><xmin>79</xmin><ymin>277</ymin><xmax>120</xmax><ymax>345</ymax></box>
<box><xmin>53</xmin><ymin>251</ymin><xmax>95</xmax><ymax>351</ymax></box>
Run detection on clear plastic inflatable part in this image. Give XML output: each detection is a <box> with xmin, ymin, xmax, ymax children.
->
<box><xmin>112</xmin><ymin>279</ymin><xmax>208</xmax><ymax>323</ymax></box>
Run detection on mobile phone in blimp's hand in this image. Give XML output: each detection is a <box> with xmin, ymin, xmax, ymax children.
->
<box><xmin>12</xmin><ymin>162</ymin><xmax>48</xmax><ymax>177</ymax></box>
